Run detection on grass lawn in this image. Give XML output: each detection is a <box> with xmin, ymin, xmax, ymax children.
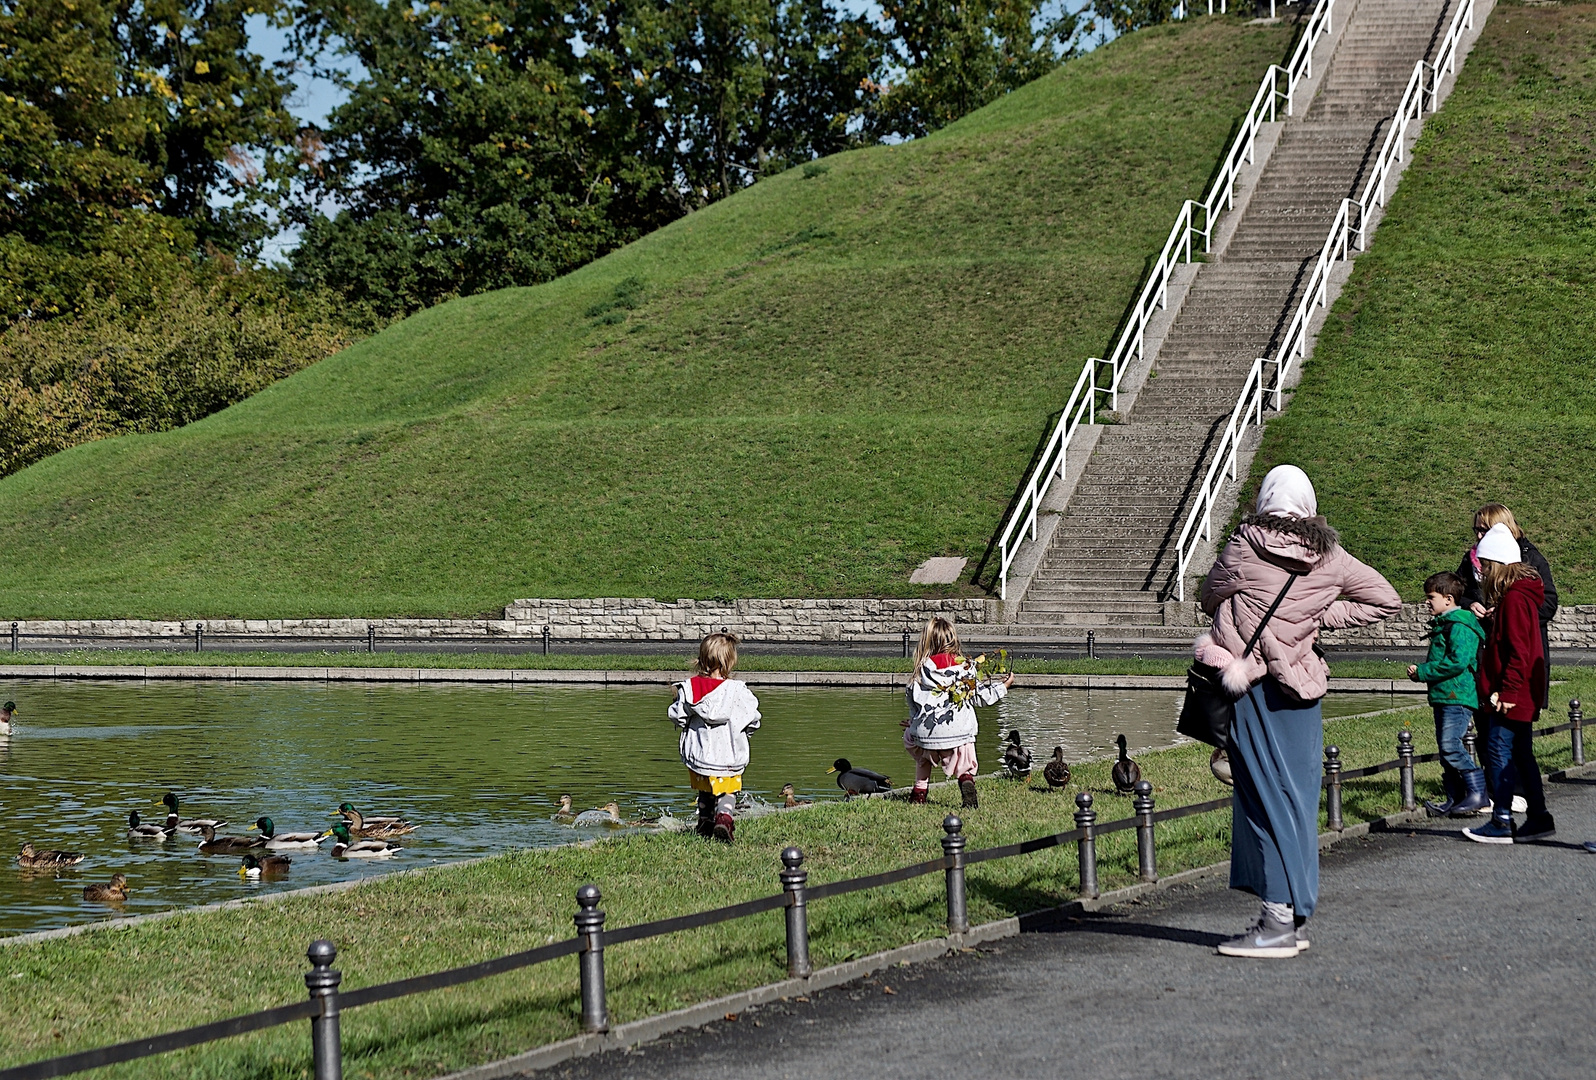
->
<box><xmin>0</xmin><ymin>648</ymin><xmax>1434</xmax><ymax>680</ymax></box>
<box><xmin>0</xmin><ymin>15</ymin><xmax>1297</xmax><ymax>620</ymax></box>
<box><xmin>3</xmin><ymin>668</ymin><xmax>1586</xmax><ymax>1079</ymax></box>
<box><xmin>1246</xmin><ymin>1</ymin><xmax>1596</xmax><ymax>601</ymax></box>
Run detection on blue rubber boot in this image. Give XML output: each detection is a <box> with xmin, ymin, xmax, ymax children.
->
<box><xmin>1449</xmin><ymin>767</ymin><xmax>1489</xmax><ymax>817</ymax></box>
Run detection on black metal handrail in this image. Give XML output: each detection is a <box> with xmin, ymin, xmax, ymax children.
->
<box><xmin>1</xmin><ymin>698</ymin><xmax>1582</xmax><ymax>1080</ymax></box>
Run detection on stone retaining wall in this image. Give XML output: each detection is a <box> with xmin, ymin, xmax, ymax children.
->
<box><xmin>1322</xmin><ymin>603</ymin><xmax>1596</xmax><ymax>649</ymax></box>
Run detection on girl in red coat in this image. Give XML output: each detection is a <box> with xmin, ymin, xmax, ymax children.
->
<box><xmin>1463</xmin><ymin>523</ymin><xmax>1554</xmax><ymax>844</ymax></box>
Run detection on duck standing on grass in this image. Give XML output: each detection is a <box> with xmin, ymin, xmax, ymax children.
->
<box><xmin>126</xmin><ymin>811</ymin><xmax>173</xmax><ymax>841</ymax></box>
<box><xmin>18</xmin><ymin>843</ymin><xmax>84</xmax><ymax>869</ymax></box>
<box><xmin>0</xmin><ymin>700</ymin><xmax>15</xmax><ymax>736</ymax></box>
<box><xmin>828</xmin><ymin>759</ymin><xmax>892</xmax><ymax>797</ymax></box>
<box><xmin>1112</xmin><ymin>735</ymin><xmax>1141</xmax><ymax>795</ymax></box>
<box><xmin>1002</xmin><ymin>730</ymin><xmax>1033</xmax><ymax>778</ymax></box>
<box><xmin>239</xmin><ymin>854</ymin><xmax>292</xmax><ymax>877</ymax></box>
<box><xmin>1043</xmin><ymin>748</ymin><xmax>1071</xmax><ymax>790</ymax></box>
<box><xmin>82</xmin><ymin>874</ymin><xmax>129</xmax><ymax>902</ymax></box>
<box><xmin>160</xmin><ymin>792</ymin><xmax>227</xmax><ymax>834</ymax></box>
<box><xmin>196</xmin><ymin>824</ymin><xmax>264</xmax><ymax>856</ymax></box>
<box><xmin>324</xmin><ymin>822</ymin><xmax>401</xmax><ymax>858</ymax></box>
<box><xmin>250</xmin><ymin>817</ymin><xmax>326</xmax><ymax>849</ymax></box>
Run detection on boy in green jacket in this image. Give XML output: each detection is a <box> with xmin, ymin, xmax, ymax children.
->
<box><xmin>1408</xmin><ymin>571</ymin><xmax>1487</xmax><ymax>816</ymax></box>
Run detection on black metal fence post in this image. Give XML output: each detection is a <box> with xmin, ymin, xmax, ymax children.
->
<box><xmin>902</xmin><ymin>630</ymin><xmax>911</xmax><ymax>659</ymax></box>
<box><xmin>194</xmin><ymin>623</ymin><xmax>204</xmax><ymax>653</ymax></box>
<box><xmin>1571</xmin><ymin>699</ymin><xmax>1584</xmax><ymax>767</ymax></box>
<box><xmin>305</xmin><ymin>940</ymin><xmax>343</xmax><ymax>1080</ymax></box>
<box><xmin>1398</xmin><ymin>729</ymin><xmax>1415</xmax><ymax>811</ymax></box>
<box><xmin>1086</xmin><ymin>630</ymin><xmax>1096</xmax><ymax>659</ymax></box>
<box><xmin>1133</xmin><ymin>780</ymin><xmax>1157</xmax><ymax>883</ymax></box>
<box><xmin>9</xmin><ymin>622</ymin><xmax>16</xmax><ymax>652</ymax></box>
<box><xmin>574</xmin><ymin>885</ymin><xmax>608</xmax><ymax>1033</ymax></box>
<box><xmin>543</xmin><ymin>626</ymin><xmax>551</xmax><ymax>655</ymax></box>
<box><xmin>1463</xmin><ymin>719</ymin><xmax>1478</xmax><ymax>765</ymax></box>
<box><xmin>941</xmin><ymin>814</ymin><xmax>968</xmax><ymax>934</ymax></box>
<box><xmin>367</xmin><ymin>625</ymin><xmax>375</xmax><ymax>654</ymax></box>
<box><xmin>1074</xmin><ymin>792</ymin><xmax>1098</xmax><ymax>899</ymax></box>
<box><xmin>1324</xmin><ymin>745</ymin><xmax>1343</xmax><ymax>831</ymax></box>
<box><xmin>780</xmin><ymin>848</ymin><xmax>811</xmax><ymax>978</ymax></box>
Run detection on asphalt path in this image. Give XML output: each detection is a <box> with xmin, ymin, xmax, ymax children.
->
<box><xmin>533</xmin><ymin>775</ymin><xmax>1596</xmax><ymax>1080</ymax></box>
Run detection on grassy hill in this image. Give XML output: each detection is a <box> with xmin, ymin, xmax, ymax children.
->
<box><xmin>0</xmin><ymin>16</ymin><xmax>1293</xmax><ymax>619</ymax></box>
<box><xmin>1247</xmin><ymin>0</ymin><xmax>1595</xmax><ymax>602</ymax></box>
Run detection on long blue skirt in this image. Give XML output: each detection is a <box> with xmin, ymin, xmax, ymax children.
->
<box><xmin>1229</xmin><ymin>676</ymin><xmax>1324</xmax><ymax>917</ymax></box>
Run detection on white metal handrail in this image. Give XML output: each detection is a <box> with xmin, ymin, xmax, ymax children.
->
<box><xmin>995</xmin><ymin>0</ymin><xmax>1340</xmax><ymax>600</ymax></box>
<box><xmin>1169</xmin><ymin>0</ymin><xmax>1476</xmax><ymax>601</ymax></box>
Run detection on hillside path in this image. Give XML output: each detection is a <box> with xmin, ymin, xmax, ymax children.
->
<box><xmin>532</xmin><ymin>776</ymin><xmax>1596</xmax><ymax>1079</ymax></box>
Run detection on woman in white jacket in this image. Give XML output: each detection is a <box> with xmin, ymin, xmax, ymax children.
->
<box><xmin>904</xmin><ymin>617</ymin><xmax>1011</xmax><ymax>809</ymax></box>
<box><xmin>667</xmin><ymin>633</ymin><xmax>761</xmax><ymax>843</ymax></box>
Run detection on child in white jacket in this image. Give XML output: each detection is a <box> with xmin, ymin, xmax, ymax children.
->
<box><xmin>667</xmin><ymin>633</ymin><xmax>761</xmax><ymax>843</ymax></box>
<box><xmin>904</xmin><ymin>617</ymin><xmax>1011</xmax><ymax>809</ymax></box>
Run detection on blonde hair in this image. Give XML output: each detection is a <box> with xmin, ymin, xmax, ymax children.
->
<box><xmin>1479</xmin><ymin>559</ymin><xmax>1539</xmax><ymax>608</ymax></box>
<box><xmin>1475</xmin><ymin>503</ymin><xmax>1523</xmax><ymax>539</ymax></box>
<box><xmin>914</xmin><ymin>617</ymin><xmax>961</xmax><ymax>669</ymax></box>
<box><xmin>696</xmin><ymin>632</ymin><xmax>738</xmax><ymax>678</ymax></box>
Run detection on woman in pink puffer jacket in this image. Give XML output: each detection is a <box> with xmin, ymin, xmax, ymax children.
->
<box><xmin>1198</xmin><ymin>465</ymin><xmax>1399</xmax><ymax>959</ymax></box>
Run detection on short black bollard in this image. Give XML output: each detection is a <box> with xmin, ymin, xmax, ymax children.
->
<box><xmin>305</xmin><ymin>939</ymin><xmax>343</xmax><ymax>1080</ymax></box>
<box><xmin>194</xmin><ymin>623</ymin><xmax>204</xmax><ymax>653</ymax></box>
<box><xmin>1571</xmin><ymin>699</ymin><xmax>1584</xmax><ymax>767</ymax></box>
<box><xmin>942</xmin><ymin>814</ymin><xmax>968</xmax><ymax>935</ymax></box>
<box><xmin>543</xmin><ymin>626</ymin><xmax>551</xmax><ymax>655</ymax></box>
<box><xmin>1398</xmin><ymin>729</ymin><xmax>1415</xmax><ymax>812</ymax></box>
<box><xmin>367</xmin><ymin>625</ymin><xmax>375</xmax><ymax>654</ymax></box>
<box><xmin>1086</xmin><ymin>629</ymin><xmax>1096</xmax><ymax>659</ymax></box>
<box><xmin>780</xmin><ymin>848</ymin><xmax>812</xmax><ymax>978</ymax></box>
<box><xmin>574</xmin><ymin>884</ymin><xmax>608</xmax><ymax>1033</ymax></box>
<box><xmin>1463</xmin><ymin>718</ymin><xmax>1478</xmax><ymax>765</ymax></box>
<box><xmin>902</xmin><ymin>629</ymin><xmax>911</xmax><ymax>659</ymax></box>
<box><xmin>1133</xmin><ymin>780</ymin><xmax>1157</xmax><ymax>883</ymax></box>
<box><xmin>1074</xmin><ymin>792</ymin><xmax>1098</xmax><ymax>900</ymax></box>
<box><xmin>9</xmin><ymin>622</ymin><xmax>16</xmax><ymax>653</ymax></box>
<box><xmin>1324</xmin><ymin>745</ymin><xmax>1343</xmax><ymax>832</ymax></box>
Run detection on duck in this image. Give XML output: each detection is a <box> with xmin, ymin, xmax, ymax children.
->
<box><xmin>239</xmin><ymin>853</ymin><xmax>293</xmax><ymax>877</ymax></box>
<box><xmin>18</xmin><ymin>843</ymin><xmax>85</xmax><ymax>869</ymax></box>
<box><xmin>552</xmin><ymin>795</ymin><xmax>577</xmax><ymax>823</ymax></box>
<box><xmin>1043</xmin><ymin>747</ymin><xmax>1071</xmax><ymax>790</ymax></box>
<box><xmin>249</xmin><ymin>817</ymin><xmax>326</xmax><ymax>849</ymax></box>
<box><xmin>324</xmin><ymin>822</ymin><xmax>401</xmax><ymax>858</ymax></box>
<box><xmin>781</xmin><ymin>783</ymin><xmax>812</xmax><ymax>808</ymax></box>
<box><xmin>336</xmin><ymin>803</ymin><xmax>416</xmax><ymax>838</ymax></box>
<box><xmin>160</xmin><ymin>791</ymin><xmax>227</xmax><ymax>834</ymax></box>
<box><xmin>1112</xmin><ymin>734</ymin><xmax>1141</xmax><ymax>795</ymax></box>
<box><xmin>1002</xmin><ymin>730</ymin><xmax>1033</xmax><ymax>778</ymax></box>
<box><xmin>196</xmin><ymin>823</ymin><xmax>265</xmax><ymax>855</ymax></box>
<box><xmin>571</xmin><ymin>802</ymin><xmax>625</xmax><ymax>827</ymax></box>
<box><xmin>827</xmin><ymin>759</ymin><xmax>892</xmax><ymax>797</ymax></box>
<box><xmin>82</xmin><ymin>873</ymin><xmax>129</xmax><ymax>902</ymax></box>
<box><xmin>0</xmin><ymin>699</ymin><xmax>15</xmax><ymax>736</ymax></box>
<box><xmin>125</xmin><ymin>810</ymin><xmax>173</xmax><ymax>841</ymax></box>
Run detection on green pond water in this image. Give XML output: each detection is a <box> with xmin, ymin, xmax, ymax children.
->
<box><xmin>0</xmin><ymin>678</ymin><xmax>1400</xmax><ymax>936</ymax></box>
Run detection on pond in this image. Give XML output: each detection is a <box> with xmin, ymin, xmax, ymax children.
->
<box><xmin>0</xmin><ymin>678</ymin><xmax>1400</xmax><ymax>936</ymax></box>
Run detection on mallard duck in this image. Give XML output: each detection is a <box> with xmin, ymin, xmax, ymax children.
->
<box><xmin>780</xmin><ymin>783</ymin><xmax>811</xmax><ymax>808</ymax></box>
<box><xmin>239</xmin><ymin>853</ymin><xmax>293</xmax><ymax>877</ymax></box>
<box><xmin>324</xmin><ymin>822</ymin><xmax>400</xmax><ymax>857</ymax></box>
<box><xmin>249</xmin><ymin>817</ymin><xmax>325</xmax><ymax>849</ymax></box>
<box><xmin>126</xmin><ymin>810</ymin><xmax>172</xmax><ymax>841</ymax></box>
<box><xmin>1002</xmin><ymin>730</ymin><xmax>1033</xmax><ymax>778</ymax></box>
<box><xmin>336</xmin><ymin>803</ymin><xmax>415</xmax><ymax>838</ymax></box>
<box><xmin>82</xmin><ymin>873</ymin><xmax>128</xmax><ymax>901</ymax></box>
<box><xmin>196</xmin><ymin>823</ymin><xmax>264</xmax><ymax>855</ymax></box>
<box><xmin>1112</xmin><ymin>734</ymin><xmax>1141</xmax><ymax>795</ymax></box>
<box><xmin>572</xmin><ymin>802</ymin><xmax>624</xmax><ymax>827</ymax></box>
<box><xmin>18</xmin><ymin>843</ymin><xmax>84</xmax><ymax>868</ymax></box>
<box><xmin>0</xmin><ymin>699</ymin><xmax>15</xmax><ymax>736</ymax></box>
<box><xmin>160</xmin><ymin>792</ymin><xmax>227</xmax><ymax>834</ymax></box>
<box><xmin>828</xmin><ymin>759</ymin><xmax>891</xmax><ymax>797</ymax></box>
<box><xmin>1043</xmin><ymin>747</ymin><xmax>1071</xmax><ymax>789</ymax></box>
<box><xmin>552</xmin><ymin>795</ymin><xmax>577</xmax><ymax>823</ymax></box>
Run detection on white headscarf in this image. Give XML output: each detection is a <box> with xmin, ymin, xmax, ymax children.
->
<box><xmin>1255</xmin><ymin>464</ymin><xmax>1317</xmax><ymax>520</ymax></box>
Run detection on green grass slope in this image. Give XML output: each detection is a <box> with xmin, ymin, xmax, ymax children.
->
<box><xmin>1248</xmin><ymin>1</ymin><xmax>1595</xmax><ymax>601</ymax></box>
<box><xmin>0</xmin><ymin>17</ymin><xmax>1292</xmax><ymax>619</ymax></box>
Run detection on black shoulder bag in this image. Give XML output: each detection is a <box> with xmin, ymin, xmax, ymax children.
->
<box><xmin>1176</xmin><ymin>571</ymin><xmax>1301</xmax><ymax>748</ymax></box>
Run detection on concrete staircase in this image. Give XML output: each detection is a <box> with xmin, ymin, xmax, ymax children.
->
<box><xmin>1012</xmin><ymin>0</ymin><xmax>1454</xmax><ymax>639</ymax></box>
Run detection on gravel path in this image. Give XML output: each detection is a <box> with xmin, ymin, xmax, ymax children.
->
<box><xmin>532</xmin><ymin>776</ymin><xmax>1596</xmax><ymax>1080</ymax></box>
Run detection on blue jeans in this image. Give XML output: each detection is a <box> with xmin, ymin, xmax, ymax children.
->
<box><xmin>1486</xmin><ymin>716</ymin><xmax>1546</xmax><ymax>821</ymax></box>
<box><xmin>1433</xmin><ymin>704</ymin><xmax>1477</xmax><ymax>773</ymax></box>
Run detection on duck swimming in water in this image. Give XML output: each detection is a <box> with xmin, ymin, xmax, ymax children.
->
<box><xmin>239</xmin><ymin>853</ymin><xmax>293</xmax><ymax>877</ymax></box>
<box><xmin>250</xmin><ymin>817</ymin><xmax>325</xmax><ymax>849</ymax></box>
<box><xmin>160</xmin><ymin>792</ymin><xmax>227</xmax><ymax>835</ymax></box>
<box><xmin>126</xmin><ymin>810</ymin><xmax>173</xmax><ymax>841</ymax></box>
<box><xmin>196</xmin><ymin>823</ymin><xmax>264</xmax><ymax>856</ymax></box>
<box><xmin>18</xmin><ymin>843</ymin><xmax>84</xmax><ymax>869</ymax></box>
<box><xmin>828</xmin><ymin>759</ymin><xmax>892</xmax><ymax>797</ymax></box>
<box><xmin>571</xmin><ymin>802</ymin><xmax>625</xmax><ymax>827</ymax></box>
<box><xmin>0</xmin><ymin>700</ymin><xmax>14</xmax><ymax>736</ymax></box>
<box><xmin>324</xmin><ymin>822</ymin><xmax>401</xmax><ymax>857</ymax></box>
<box><xmin>1002</xmin><ymin>730</ymin><xmax>1033</xmax><ymax>778</ymax></box>
<box><xmin>336</xmin><ymin>803</ymin><xmax>415</xmax><ymax>838</ymax></box>
<box><xmin>1112</xmin><ymin>734</ymin><xmax>1141</xmax><ymax>795</ymax></box>
<box><xmin>82</xmin><ymin>873</ymin><xmax>129</xmax><ymax>902</ymax></box>
<box><xmin>552</xmin><ymin>795</ymin><xmax>578</xmax><ymax>823</ymax></box>
<box><xmin>1043</xmin><ymin>747</ymin><xmax>1071</xmax><ymax>790</ymax></box>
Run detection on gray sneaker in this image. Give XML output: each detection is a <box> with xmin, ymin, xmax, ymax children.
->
<box><xmin>1217</xmin><ymin>917</ymin><xmax>1299</xmax><ymax>959</ymax></box>
<box><xmin>1295</xmin><ymin>923</ymin><xmax>1310</xmax><ymax>952</ymax></box>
